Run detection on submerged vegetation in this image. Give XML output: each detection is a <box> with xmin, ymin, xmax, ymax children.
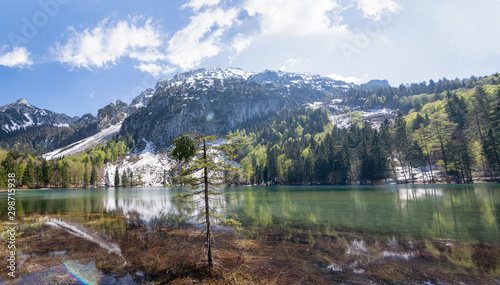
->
<box><xmin>0</xmin><ymin>203</ymin><xmax>498</xmax><ymax>284</ymax></box>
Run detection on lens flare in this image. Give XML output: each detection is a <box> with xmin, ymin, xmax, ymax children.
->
<box><xmin>63</xmin><ymin>260</ymin><xmax>98</xmax><ymax>285</ymax></box>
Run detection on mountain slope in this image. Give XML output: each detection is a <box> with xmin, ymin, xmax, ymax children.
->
<box><xmin>1</xmin><ymin>67</ymin><xmax>353</xmax><ymax>154</ymax></box>
<box><xmin>0</xmin><ymin>99</ymin><xmax>136</xmax><ymax>154</ymax></box>
<box><xmin>121</xmin><ymin>75</ymin><xmax>336</xmax><ymax>149</ymax></box>
<box><xmin>0</xmin><ymin>99</ymin><xmax>79</xmax><ymax>133</ymax></box>
<box><xmin>42</xmin><ymin>123</ymin><xmax>122</xmax><ymax>160</ymax></box>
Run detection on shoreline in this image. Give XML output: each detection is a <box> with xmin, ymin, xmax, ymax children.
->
<box><xmin>2</xmin><ymin>180</ymin><xmax>500</xmax><ymax>192</ymax></box>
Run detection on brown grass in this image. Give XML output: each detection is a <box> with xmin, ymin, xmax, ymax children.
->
<box><xmin>0</xmin><ymin>217</ymin><xmax>499</xmax><ymax>284</ymax></box>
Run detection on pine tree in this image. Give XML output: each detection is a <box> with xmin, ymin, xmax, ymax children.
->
<box><xmin>61</xmin><ymin>161</ymin><xmax>71</xmax><ymax>188</ymax></box>
<box><xmin>266</xmin><ymin>146</ymin><xmax>279</xmax><ymax>184</ymax></box>
<box><xmin>104</xmin><ymin>170</ymin><xmax>110</xmax><ymax>187</ymax></box>
<box><xmin>1</xmin><ymin>154</ymin><xmax>17</xmax><ymax>177</ymax></box>
<box><xmin>393</xmin><ymin>111</ymin><xmax>410</xmax><ymax>183</ymax></box>
<box><xmin>40</xmin><ymin>159</ymin><xmax>51</xmax><ymax>187</ymax></box>
<box><xmin>83</xmin><ymin>164</ymin><xmax>89</xmax><ymax>188</ymax></box>
<box><xmin>370</xmin><ymin>132</ymin><xmax>387</xmax><ymax>182</ymax></box>
<box><xmin>128</xmin><ymin>168</ymin><xmax>134</xmax><ymax>187</ymax></box>
<box><xmin>380</xmin><ymin>118</ymin><xmax>397</xmax><ymax>179</ymax></box>
<box><xmin>114</xmin><ymin>167</ymin><xmax>120</xmax><ymax>187</ymax></box>
<box><xmin>90</xmin><ymin>166</ymin><xmax>97</xmax><ymax>187</ymax></box>
<box><xmin>171</xmin><ymin>132</ymin><xmax>241</xmax><ymax>268</ymax></box>
<box><xmin>23</xmin><ymin>160</ymin><xmax>35</xmax><ymax>189</ymax></box>
<box><xmin>121</xmin><ymin>171</ymin><xmax>128</xmax><ymax>187</ymax></box>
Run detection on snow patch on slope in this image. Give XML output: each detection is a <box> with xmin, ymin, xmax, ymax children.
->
<box><xmin>43</xmin><ymin>123</ymin><xmax>122</xmax><ymax>160</ymax></box>
<box><xmin>323</xmin><ymin>99</ymin><xmax>397</xmax><ymax>130</ymax></box>
<box><xmin>102</xmin><ymin>141</ymin><xmax>175</xmax><ymax>187</ymax></box>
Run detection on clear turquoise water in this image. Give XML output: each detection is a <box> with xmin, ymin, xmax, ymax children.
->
<box><xmin>1</xmin><ymin>184</ymin><xmax>499</xmax><ymax>243</ymax></box>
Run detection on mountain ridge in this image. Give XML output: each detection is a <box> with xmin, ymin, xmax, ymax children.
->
<box><xmin>0</xmin><ymin>98</ymin><xmax>79</xmax><ymax>133</ymax></box>
<box><xmin>0</xmin><ymin>67</ymin><xmax>389</xmax><ymax>154</ymax></box>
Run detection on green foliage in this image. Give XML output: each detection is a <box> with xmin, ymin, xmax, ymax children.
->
<box><xmin>114</xmin><ymin>167</ymin><xmax>120</xmax><ymax>187</ymax></box>
<box><xmin>90</xmin><ymin>166</ymin><xmax>97</xmax><ymax>187</ymax></box>
<box><xmin>0</xmin><ymin>130</ymin><xmax>134</xmax><ymax>189</ymax></box>
<box><xmin>171</xmin><ymin>134</ymin><xmax>197</xmax><ymax>162</ymax></box>
<box><xmin>234</xmin><ymin>74</ymin><xmax>500</xmax><ymax>185</ymax></box>
<box><xmin>83</xmin><ymin>164</ymin><xmax>89</xmax><ymax>188</ymax></box>
<box><xmin>121</xmin><ymin>170</ymin><xmax>128</xmax><ymax>187</ymax></box>
<box><xmin>171</xmin><ymin>132</ymin><xmax>242</xmax><ymax>267</ymax></box>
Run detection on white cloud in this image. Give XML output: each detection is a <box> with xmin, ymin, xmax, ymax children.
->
<box><xmin>168</xmin><ymin>0</ymin><xmax>353</xmax><ymax>70</ymax></box>
<box><xmin>279</xmin><ymin>58</ymin><xmax>307</xmax><ymax>71</ymax></box>
<box><xmin>53</xmin><ymin>18</ymin><xmax>165</xmax><ymax>70</ymax></box>
<box><xmin>166</xmin><ymin>7</ymin><xmax>240</xmax><ymax>70</ymax></box>
<box><xmin>134</xmin><ymin>62</ymin><xmax>175</xmax><ymax>77</ymax></box>
<box><xmin>357</xmin><ymin>0</ymin><xmax>400</xmax><ymax>21</ymax></box>
<box><xmin>231</xmin><ymin>33</ymin><xmax>253</xmax><ymax>55</ymax></box>
<box><xmin>0</xmin><ymin>46</ymin><xmax>33</xmax><ymax>68</ymax></box>
<box><xmin>243</xmin><ymin>0</ymin><xmax>342</xmax><ymax>35</ymax></box>
<box><xmin>327</xmin><ymin>73</ymin><xmax>362</xmax><ymax>84</ymax></box>
<box><xmin>182</xmin><ymin>0</ymin><xmax>220</xmax><ymax>12</ymax></box>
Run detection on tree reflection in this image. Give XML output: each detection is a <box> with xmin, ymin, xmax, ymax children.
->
<box><xmin>0</xmin><ymin>185</ymin><xmax>498</xmax><ymax>243</ymax></box>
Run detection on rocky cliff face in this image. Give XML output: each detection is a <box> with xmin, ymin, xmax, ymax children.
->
<box><xmin>97</xmin><ymin>100</ymin><xmax>137</xmax><ymax>130</ymax></box>
<box><xmin>360</xmin><ymin>79</ymin><xmax>391</xmax><ymax>90</ymax></box>
<box><xmin>121</xmin><ymin>77</ymin><xmax>330</xmax><ymax>149</ymax></box>
<box><xmin>130</xmin><ymin>88</ymin><xmax>155</xmax><ymax>108</ymax></box>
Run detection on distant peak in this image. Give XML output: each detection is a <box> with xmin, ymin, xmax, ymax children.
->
<box><xmin>360</xmin><ymin>79</ymin><xmax>391</xmax><ymax>90</ymax></box>
<box><xmin>0</xmin><ymin>98</ymin><xmax>36</xmax><ymax>112</ymax></box>
<box><xmin>16</xmin><ymin>98</ymin><xmax>31</xmax><ymax>106</ymax></box>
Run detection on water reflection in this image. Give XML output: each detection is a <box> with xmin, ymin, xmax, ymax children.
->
<box><xmin>1</xmin><ymin>185</ymin><xmax>499</xmax><ymax>243</ymax></box>
<box><xmin>225</xmin><ymin>185</ymin><xmax>499</xmax><ymax>244</ymax></box>
<box><xmin>102</xmin><ymin>188</ymin><xmax>181</xmax><ymax>221</ymax></box>
<box><xmin>398</xmin><ymin>188</ymin><xmax>443</xmax><ymax>201</ymax></box>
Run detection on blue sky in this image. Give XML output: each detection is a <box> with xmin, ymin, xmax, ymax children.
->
<box><xmin>1</xmin><ymin>0</ymin><xmax>500</xmax><ymax>116</ymax></box>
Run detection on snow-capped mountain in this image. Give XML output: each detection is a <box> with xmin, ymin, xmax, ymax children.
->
<box><xmin>130</xmin><ymin>88</ymin><xmax>155</xmax><ymax>108</ymax></box>
<box><xmin>121</xmin><ymin>68</ymin><xmax>347</xmax><ymax>149</ymax></box>
<box><xmin>0</xmin><ymin>67</ymin><xmax>391</xmax><ymax>156</ymax></box>
<box><xmin>248</xmin><ymin>70</ymin><xmax>354</xmax><ymax>93</ymax></box>
<box><xmin>0</xmin><ymin>98</ymin><xmax>79</xmax><ymax>133</ymax></box>
<box><xmin>171</xmin><ymin>67</ymin><xmax>255</xmax><ymax>82</ymax></box>
<box><xmin>153</xmin><ymin>67</ymin><xmax>353</xmax><ymax>95</ymax></box>
<box><xmin>153</xmin><ymin>67</ymin><xmax>256</xmax><ymax>93</ymax></box>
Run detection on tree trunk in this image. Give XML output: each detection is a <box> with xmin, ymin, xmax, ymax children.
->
<box><xmin>436</xmin><ymin>126</ymin><xmax>450</xmax><ymax>184</ymax></box>
<box><xmin>203</xmin><ymin>138</ymin><xmax>213</xmax><ymax>267</ymax></box>
<box><xmin>422</xmin><ymin>133</ymin><xmax>434</xmax><ymax>183</ymax></box>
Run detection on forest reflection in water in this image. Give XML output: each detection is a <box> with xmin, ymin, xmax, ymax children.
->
<box><xmin>3</xmin><ymin>184</ymin><xmax>499</xmax><ymax>243</ymax></box>
<box><xmin>0</xmin><ymin>184</ymin><xmax>498</xmax><ymax>284</ymax></box>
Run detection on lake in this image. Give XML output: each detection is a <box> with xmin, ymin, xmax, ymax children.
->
<box><xmin>1</xmin><ymin>184</ymin><xmax>499</xmax><ymax>284</ymax></box>
<box><xmin>3</xmin><ymin>184</ymin><xmax>499</xmax><ymax>243</ymax></box>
